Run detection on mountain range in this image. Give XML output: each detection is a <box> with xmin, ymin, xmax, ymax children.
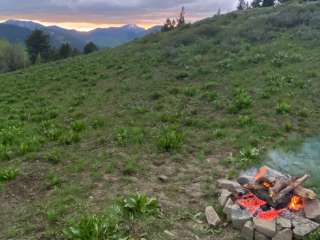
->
<box><xmin>0</xmin><ymin>20</ymin><xmax>161</xmax><ymax>49</ymax></box>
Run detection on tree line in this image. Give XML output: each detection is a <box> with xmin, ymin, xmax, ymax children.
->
<box><xmin>162</xmin><ymin>7</ymin><xmax>186</xmax><ymax>32</ymax></box>
<box><xmin>25</xmin><ymin>29</ymin><xmax>99</xmax><ymax>64</ymax></box>
<box><xmin>0</xmin><ymin>29</ymin><xmax>99</xmax><ymax>73</ymax></box>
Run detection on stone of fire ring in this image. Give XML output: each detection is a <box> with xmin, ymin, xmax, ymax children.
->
<box><xmin>231</xmin><ymin>208</ymin><xmax>252</xmax><ymax>230</ymax></box>
<box><xmin>253</xmin><ymin>217</ymin><xmax>277</xmax><ymax>238</ymax></box>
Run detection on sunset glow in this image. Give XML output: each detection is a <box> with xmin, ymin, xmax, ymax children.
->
<box><xmin>0</xmin><ymin>0</ymin><xmax>238</xmax><ymax>31</ymax></box>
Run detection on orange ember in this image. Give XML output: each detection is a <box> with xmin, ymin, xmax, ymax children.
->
<box><xmin>262</xmin><ymin>181</ymin><xmax>272</xmax><ymax>189</ymax></box>
<box><xmin>255</xmin><ymin>167</ymin><xmax>268</xmax><ymax>180</ymax></box>
<box><xmin>257</xmin><ymin>209</ymin><xmax>282</xmax><ymax>221</ymax></box>
<box><xmin>288</xmin><ymin>195</ymin><xmax>304</xmax><ymax>211</ymax></box>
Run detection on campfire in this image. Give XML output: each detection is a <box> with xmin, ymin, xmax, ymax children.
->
<box><xmin>217</xmin><ymin>166</ymin><xmax>320</xmax><ymax>239</ymax></box>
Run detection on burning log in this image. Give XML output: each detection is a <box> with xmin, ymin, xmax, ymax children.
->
<box><xmin>272</xmin><ymin>175</ymin><xmax>310</xmax><ymax>204</ymax></box>
<box><xmin>270</xmin><ymin>178</ymin><xmax>287</xmax><ymax>198</ymax></box>
<box><xmin>294</xmin><ymin>186</ymin><xmax>317</xmax><ymax>200</ymax></box>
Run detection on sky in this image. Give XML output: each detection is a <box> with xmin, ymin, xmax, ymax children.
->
<box><xmin>0</xmin><ymin>0</ymin><xmax>239</xmax><ymax>31</ymax></box>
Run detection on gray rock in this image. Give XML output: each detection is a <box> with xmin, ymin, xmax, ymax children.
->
<box><xmin>277</xmin><ymin>217</ymin><xmax>292</xmax><ymax>229</ymax></box>
<box><xmin>272</xmin><ymin>229</ymin><xmax>292</xmax><ymax>240</ymax></box>
<box><xmin>218</xmin><ymin>189</ymin><xmax>232</xmax><ymax>207</ymax></box>
<box><xmin>158</xmin><ymin>175</ymin><xmax>169</xmax><ymax>182</ymax></box>
<box><xmin>255</xmin><ymin>231</ymin><xmax>269</xmax><ymax>240</ymax></box>
<box><xmin>205</xmin><ymin>206</ymin><xmax>221</xmax><ymax>226</ymax></box>
<box><xmin>292</xmin><ymin>216</ymin><xmax>320</xmax><ymax>240</ymax></box>
<box><xmin>231</xmin><ymin>208</ymin><xmax>252</xmax><ymax>230</ymax></box>
<box><xmin>304</xmin><ymin>199</ymin><xmax>320</xmax><ymax>221</ymax></box>
<box><xmin>253</xmin><ymin>217</ymin><xmax>276</xmax><ymax>237</ymax></box>
<box><xmin>223</xmin><ymin>198</ymin><xmax>235</xmax><ymax>220</ymax></box>
<box><xmin>217</xmin><ymin>179</ymin><xmax>241</xmax><ymax>192</ymax></box>
<box><xmin>241</xmin><ymin>221</ymin><xmax>254</xmax><ymax>240</ymax></box>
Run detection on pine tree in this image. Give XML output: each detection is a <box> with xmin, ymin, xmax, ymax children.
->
<box><xmin>238</xmin><ymin>0</ymin><xmax>248</xmax><ymax>10</ymax></box>
<box><xmin>177</xmin><ymin>7</ymin><xmax>186</xmax><ymax>27</ymax></box>
<box><xmin>161</xmin><ymin>18</ymin><xmax>175</xmax><ymax>32</ymax></box>
<box><xmin>59</xmin><ymin>43</ymin><xmax>72</xmax><ymax>59</ymax></box>
<box><xmin>25</xmin><ymin>29</ymin><xmax>50</xmax><ymax>64</ymax></box>
<box><xmin>84</xmin><ymin>42</ymin><xmax>98</xmax><ymax>54</ymax></box>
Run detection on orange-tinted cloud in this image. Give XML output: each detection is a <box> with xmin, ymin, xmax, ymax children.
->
<box><xmin>0</xmin><ymin>0</ymin><xmax>238</xmax><ymax>30</ymax></box>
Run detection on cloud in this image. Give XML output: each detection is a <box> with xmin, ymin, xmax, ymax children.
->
<box><xmin>0</xmin><ymin>0</ymin><xmax>238</xmax><ymax>27</ymax></box>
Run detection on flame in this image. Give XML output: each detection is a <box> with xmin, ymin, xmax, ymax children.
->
<box><xmin>255</xmin><ymin>167</ymin><xmax>268</xmax><ymax>180</ymax></box>
<box><xmin>288</xmin><ymin>195</ymin><xmax>304</xmax><ymax>211</ymax></box>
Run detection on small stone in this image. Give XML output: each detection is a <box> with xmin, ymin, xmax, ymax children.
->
<box><xmin>205</xmin><ymin>206</ymin><xmax>221</xmax><ymax>226</ymax></box>
<box><xmin>304</xmin><ymin>199</ymin><xmax>320</xmax><ymax>221</ymax></box>
<box><xmin>217</xmin><ymin>179</ymin><xmax>241</xmax><ymax>192</ymax></box>
<box><xmin>231</xmin><ymin>208</ymin><xmax>252</xmax><ymax>230</ymax></box>
<box><xmin>158</xmin><ymin>175</ymin><xmax>169</xmax><ymax>182</ymax></box>
<box><xmin>272</xmin><ymin>229</ymin><xmax>292</xmax><ymax>240</ymax></box>
<box><xmin>277</xmin><ymin>217</ymin><xmax>292</xmax><ymax>229</ymax></box>
<box><xmin>164</xmin><ymin>230</ymin><xmax>175</xmax><ymax>237</ymax></box>
<box><xmin>223</xmin><ymin>199</ymin><xmax>237</xmax><ymax>221</ymax></box>
<box><xmin>218</xmin><ymin>189</ymin><xmax>232</xmax><ymax>207</ymax></box>
<box><xmin>253</xmin><ymin>218</ymin><xmax>276</xmax><ymax>237</ymax></box>
<box><xmin>255</xmin><ymin>231</ymin><xmax>269</xmax><ymax>240</ymax></box>
<box><xmin>241</xmin><ymin>221</ymin><xmax>254</xmax><ymax>240</ymax></box>
<box><xmin>292</xmin><ymin>216</ymin><xmax>320</xmax><ymax>240</ymax></box>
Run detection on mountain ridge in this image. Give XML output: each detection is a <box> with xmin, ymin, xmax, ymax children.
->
<box><xmin>0</xmin><ymin>19</ymin><xmax>161</xmax><ymax>49</ymax></box>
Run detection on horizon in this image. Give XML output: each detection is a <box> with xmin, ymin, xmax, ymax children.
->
<box><xmin>0</xmin><ymin>0</ymin><xmax>238</xmax><ymax>31</ymax></box>
<box><xmin>0</xmin><ymin>18</ymin><xmax>157</xmax><ymax>32</ymax></box>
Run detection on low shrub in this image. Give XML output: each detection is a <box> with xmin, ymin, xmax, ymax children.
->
<box><xmin>276</xmin><ymin>101</ymin><xmax>291</xmax><ymax>114</ymax></box>
<box><xmin>115</xmin><ymin>127</ymin><xmax>144</xmax><ymax>146</ymax></box>
<box><xmin>65</xmin><ymin>194</ymin><xmax>159</xmax><ymax>240</ymax></box>
<box><xmin>229</xmin><ymin>88</ymin><xmax>253</xmax><ymax>113</ymax></box>
<box><xmin>71</xmin><ymin>120</ymin><xmax>86</xmax><ymax>132</ymax></box>
<box><xmin>118</xmin><ymin>194</ymin><xmax>160</xmax><ymax>219</ymax></box>
<box><xmin>0</xmin><ymin>167</ymin><xmax>19</xmax><ymax>182</ymax></box>
<box><xmin>64</xmin><ymin>214</ymin><xmax>122</xmax><ymax>240</ymax></box>
<box><xmin>157</xmin><ymin>126</ymin><xmax>184</xmax><ymax>152</ymax></box>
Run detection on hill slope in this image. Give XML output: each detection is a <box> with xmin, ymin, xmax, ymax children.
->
<box><xmin>1</xmin><ymin>2</ymin><xmax>320</xmax><ymax>239</ymax></box>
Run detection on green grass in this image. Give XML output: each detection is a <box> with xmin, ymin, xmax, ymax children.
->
<box><xmin>1</xmin><ymin>2</ymin><xmax>320</xmax><ymax>239</ymax></box>
<box><xmin>0</xmin><ymin>167</ymin><xmax>19</xmax><ymax>182</ymax></box>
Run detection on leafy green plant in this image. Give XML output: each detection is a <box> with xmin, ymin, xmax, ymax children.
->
<box><xmin>238</xmin><ymin>115</ymin><xmax>253</xmax><ymax>127</ymax></box>
<box><xmin>0</xmin><ymin>144</ymin><xmax>11</xmax><ymax>161</ymax></box>
<box><xmin>47</xmin><ymin>173</ymin><xmax>62</xmax><ymax>188</ymax></box>
<box><xmin>183</xmin><ymin>87</ymin><xmax>198</xmax><ymax>97</ymax></box>
<box><xmin>115</xmin><ymin>127</ymin><xmax>144</xmax><ymax>146</ymax></box>
<box><xmin>19</xmin><ymin>136</ymin><xmax>41</xmax><ymax>154</ymax></box>
<box><xmin>40</xmin><ymin>121</ymin><xmax>62</xmax><ymax>141</ymax></box>
<box><xmin>71</xmin><ymin>120</ymin><xmax>86</xmax><ymax>132</ymax></box>
<box><xmin>59</xmin><ymin>131</ymin><xmax>81</xmax><ymax>145</ymax></box>
<box><xmin>47</xmin><ymin>209</ymin><xmax>59</xmax><ymax>223</ymax></box>
<box><xmin>229</xmin><ymin>89</ymin><xmax>253</xmax><ymax>113</ymax></box>
<box><xmin>45</xmin><ymin>149</ymin><xmax>62</xmax><ymax>164</ymax></box>
<box><xmin>157</xmin><ymin>126</ymin><xmax>184</xmax><ymax>152</ymax></box>
<box><xmin>238</xmin><ymin>147</ymin><xmax>260</xmax><ymax>168</ymax></box>
<box><xmin>0</xmin><ymin>167</ymin><xmax>19</xmax><ymax>182</ymax></box>
<box><xmin>0</xmin><ymin>125</ymin><xmax>23</xmax><ymax>145</ymax></box>
<box><xmin>122</xmin><ymin>158</ymin><xmax>140</xmax><ymax>176</ymax></box>
<box><xmin>91</xmin><ymin>117</ymin><xmax>105</xmax><ymax>129</ymax></box>
<box><xmin>65</xmin><ymin>214</ymin><xmax>122</xmax><ymax>240</ymax></box>
<box><xmin>276</xmin><ymin>101</ymin><xmax>291</xmax><ymax>114</ymax></box>
<box><xmin>118</xmin><ymin>194</ymin><xmax>160</xmax><ymax>219</ymax></box>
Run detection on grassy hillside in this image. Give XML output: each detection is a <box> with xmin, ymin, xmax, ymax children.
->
<box><xmin>1</xmin><ymin>2</ymin><xmax>320</xmax><ymax>239</ymax></box>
